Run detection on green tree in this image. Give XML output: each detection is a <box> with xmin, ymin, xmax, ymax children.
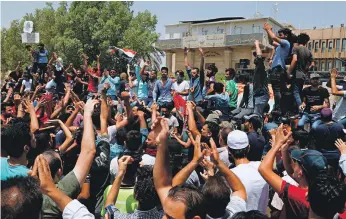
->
<box><xmin>1</xmin><ymin>1</ymin><xmax>162</xmax><ymax>74</ymax></box>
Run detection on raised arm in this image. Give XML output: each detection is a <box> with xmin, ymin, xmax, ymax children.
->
<box><xmin>121</xmin><ymin>91</ymin><xmax>134</xmax><ymax>122</ymax></box>
<box><xmin>96</xmin><ymin>55</ymin><xmax>100</xmax><ymax>72</ymax></box>
<box><xmin>48</xmin><ymin>119</ymin><xmax>74</xmax><ymax>154</ymax></box>
<box><xmin>287</xmin><ymin>47</ymin><xmax>298</xmax><ymax>76</ymax></box>
<box><xmin>100</xmin><ymin>83</ymin><xmax>110</xmax><ymax>135</ymax></box>
<box><xmin>210</xmin><ymin>137</ymin><xmax>247</xmax><ymax>201</ymax></box>
<box><xmin>264</xmin><ymin>23</ymin><xmax>285</xmax><ymax>46</ymax></box>
<box><xmin>82</xmin><ymin>54</ymin><xmax>88</xmax><ymax>74</ymax></box>
<box><xmin>259</xmin><ymin>124</ymin><xmax>290</xmax><ymax>193</ymax></box>
<box><xmin>22</xmin><ymin>99</ymin><xmax>39</xmax><ymax>134</ymax></box>
<box><xmin>73</xmin><ymin>100</ymin><xmax>98</xmax><ymax>186</ymax></box>
<box><xmin>186</xmin><ymin>101</ymin><xmax>201</xmax><ymax>137</ymax></box>
<box><xmin>151</xmin><ymin>102</ymin><xmax>159</xmax><ymax>125</ymax></box>
<box><xmin>172</xmin><ymin>135</ymin><xmax>203</xmax><ymax>186</ymax></box>
<box><xmin>65</xmin><ymin>102</ymin><xmax>83</xmax><ymax>127</ymax></box>
<box><xmin>105</xmin><ymin>156</ymin><xmax>132</xmax><ymax>207</ymax></box>
<box><xmin>199</xmin><ymin>48</ymin><xmax>205</xmax><ymax>89</ymax></box>
<box><xmin>184</xmin><ymin>47</ymin><xmax>190</xmax><ymax>69</ymax></box>
<box><xmin>331</xmin><ymin>68</ymin><xmax>345</xmax><ymax>96</ymax></box>
<box><xmin>153</xmin><ymin>118</ymin><xmax>172</xmax><ymax>204</ymax></box>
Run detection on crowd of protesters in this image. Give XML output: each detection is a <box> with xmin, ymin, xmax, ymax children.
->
<box><xmin>1</xmin><ymin>22</ymin><xmax>346</xmax><ymax>219</ymax></box>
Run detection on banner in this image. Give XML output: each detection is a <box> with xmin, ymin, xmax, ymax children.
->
<box><xmin>21</xmin><ymin>33</ymin><xmax>39</xmax><ymax>43</ymax></box>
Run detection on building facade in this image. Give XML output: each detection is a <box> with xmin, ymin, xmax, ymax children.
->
<box><xmin>297</xmin><ymin>25</ymin><xmax>346</xmax><ymax>71</ymax></box>
<box><xmin>156</xmin><ymin>17</ymin><xmax>285</xmax><ymax>73</ymax></box>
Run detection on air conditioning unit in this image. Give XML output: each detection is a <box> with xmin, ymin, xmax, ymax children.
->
<box><xmin>330</xmin><ymin>25</ymin><xmax>333</xmax><ymax>28</ymax></box>
<box><xmin>341</xmin><ymin>24</ymin><xmax>344</xmax><ymax>27</ymax></box>
<box><xmin>313</xmin><ymin>26</ymin><xmax>316</xmax><ymax>30</ymax></box>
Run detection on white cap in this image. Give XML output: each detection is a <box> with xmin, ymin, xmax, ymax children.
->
<box><xmin>227</xmin><ymin>130</ymin><xmax>249</xmax><ymax>150</ymax></box>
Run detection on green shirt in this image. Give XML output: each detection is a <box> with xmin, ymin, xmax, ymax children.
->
<box><xmin>101</xmin><ymin>185</ymin><xmax>138</xmax><ymax>216</ymax></box>
<box><xmin>42</xmin><ymin>171</ymin><xmax>81</xmax><ymax>218</ymax></box>
<box><xmin>225</xmin><ymin>79</ymin><xmax>238</xmax><ymax>108</ymax></box>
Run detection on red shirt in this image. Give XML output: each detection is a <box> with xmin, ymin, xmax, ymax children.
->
<box><xmin>278</xmin><ymin>180</ymin><xmax>309</xmax><ymax>219</ymax></box>
<box><xmin>87</xmin><ymin>68</ymin><xmax>100</xmax><ymax>93</ymax></box>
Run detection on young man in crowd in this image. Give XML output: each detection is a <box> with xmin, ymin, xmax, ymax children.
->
<box><xmin>153</xmin><ymin>67</ymin><xmax>173</xmax><ymax>106</ymax></box>
<box><xmin>253</xmin><ymin>40</ymin><xmax>270</xmax><ymax>117</ymax></box>
<box><xmin>100</xmin><ymin>69</ymin><xmax>120</xmax><ymax>100</ymax></box>
<box><xmin>330</xmin><ymin>68</ymin><xmax>346</xmax><ymax>127</ymax></box>
<box><xmin>298</xmin><ymin>73</ymin><xmax>330</xmax><ymax>130</ymax></box>
<box><xmin>172</xmin><ymin>70</ymin><xmax>189</xmax><ymax>101</ymax></box>
<box><xmin>287</xmin><ymin>33</ymin><xmax>314</xmax><ymax>109</ymax></box>
<box><xmin>225</xmin><ymin>68</ymin><xmax>238</xmax><ymax>111</ymax></box>
<box><xmin>185</xmin><ymin>47</ymin><xmax>205</xmax><ymax>104</ymax></box>
<box><xmin>83</xmin><ymin>53</ymin><xmax>101</xmax><ymax>100</ymax></box>
<box><xmin>147</xmin><ymin>69</ymin><xmax>158</xmax><ymax>106</ymax></box>
<box><xmin>264</xmin><ymin>23</ymin><xmax>293</xmax><ymax>113</ymax></box>
<box><xmin>227</xmin><ymin>130</ymin><xmax>269</xmax><ymax>213</ymax></box>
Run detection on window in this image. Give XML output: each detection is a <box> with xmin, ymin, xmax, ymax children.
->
<box><xmin>234</xmin><ymin>27</ymin><xmax>242</xmax><ymax>34</ymax></box>
<box><xmin>321</xmin><ymin>62</ymin><xmax>325</xmax><ymax>71</ymax></box>
<box><xmin>202</xmin><ymin>29</ymin><xmax>208</xmax><ymax>35</ymax></box>
<box><xmin>322</xmin><ymin>41</ymin><xmax>326</xmax><ymax>52</ymax></box>
<box><xmin>328</xmin><ymin>61</ymin><xmax>332</xmax><ymax>70</ymax></box>
<box><xmin>336</xmin><ymin>59</ymin><xmax>342</xmax><ymax>70</ymax></box>
<box><xmin>252</xmin><ymin>26</ymin><xmax>260</xmax><ymax>33</ymax></box>
<box><xmin>328</xmin><ymin>41</ymin><xmax>333</xmax><ymax>52</ymax></box>
<box><xmin>314</xmin><ymin>61</ymin><xmax>319</xmax><ymax>70</ymax></box>
<box><xmin>308</xmin><ymin>42</ymin><xmax>312</xmax><ymax>50</ymax></box>
<box><xmin>217</xmin><ymin>28</ymin><xmax>224</xmax><ymax>34</ymax></box>
<box><xmin>169</xmin><ymin>33</ymin><xmax>174</xmax><ymax>39</ymax></box>
<box><xmin>342</xmin><ymin>38</ymin><xmax>346</xmax><ymax>52</ymax></box>
<box><xmin>314</xmin><ymin>41</ymin><xmax>319</xmax><ymax>53</ymax></box>
<box><xmin>336</xmin><ymin>39</ymin><xmax>341</xmax><ymax>52</ymax></box>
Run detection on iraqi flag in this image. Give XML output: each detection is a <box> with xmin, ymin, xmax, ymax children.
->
<box><xmin>109</xmin><ymin>46</ymin><xmax>136</xmax><ymax>62</ymax></box>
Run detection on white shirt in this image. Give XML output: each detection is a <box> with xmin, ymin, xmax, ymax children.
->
<box><xmin>172</xmin><ymin>81</ymin><xmax>189</xmax><ymax>100</ymax></box>
<box><xmin>165</xmin><ymin>115</ymin><xmax>179</xmax><ymax>133</ymax></box>
<box><xmin>231</xmin><ymin>161</ymin><xmax>269</xmax><ymax>213</ymax></box>
<box><xmin>22</xmin><ymin>79</ymin><xmax>32</xmax><ymax>91</ymax></box>
<box><xmin>63</xmin><ymin>200</ymin><xmax>94</xmax><ymax>219</ymax></box>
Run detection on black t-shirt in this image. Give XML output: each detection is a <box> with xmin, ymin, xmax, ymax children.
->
<box><xmin>253</xmin><ymin>56</ymin><xmax>269</xmax><ymax>97</ymax></box>
<box><xmin>292</xmin><ymin>46</ymin><xmax>313</xmax><ymax>79</ymax></box>
<box><xmin>302</xmin><ymin>86</ymin><xmax>329</xmax><ymax>113</ymax></box>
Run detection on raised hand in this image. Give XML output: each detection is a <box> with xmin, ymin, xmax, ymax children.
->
<box><xmin>192</xmin><ymin>135</ymin><xmax>205</xmax><ymax>163</ymax></box>
<box><xmin>118</xmin><ymin>156</ymin><xmax>133</xmax><ymax>174</ymax></box>
<box><xmin>263</xmin><ymin>23</ymin><xmax>272</xmax><ymax>31</ymax></box>
<box><xmin>151</xmin><ymin>117</ymin><xmax>169</xmax><ymax>144</ymax></box>
<box><xmin>151</xmin><ymin>102</ymin><xmax>158</xmax><ymax>111</ymax></box>
<box><xmin>121</xmin><ymin>92</ymin><xmax>130</xmax><ymax>101</ymax></box>
<box><xmin>28</xmin><ymin>155</ymin><xmax>56</xmax><ymax>195</ymax></box>
<box><xmin>335</xmin><ymin>139</ymin><xmax>346</xmax><ymax>155</ymax></box>
<box><xmin>103</xmin><ymin>83</ymin><xmax>110</xmax><ymax>92</ymax></box>
<box><xmin>21</xmin><ymin>99</ymin><xmax>35</xmax><ymax>113</ymax></box>
<box><xmin>84</xmin><ymin>99</ymin><xmax>99</xmax><ymax>115</ymax></box>
<box><xmin>330</xmin><ymin>68</ymin><xmax>337</xmax><ymax>79</ymax></box>
<box><xmin>198</xmin><ymin>48</ymin><xmax>204</xmax><ymax>56</ymax></box>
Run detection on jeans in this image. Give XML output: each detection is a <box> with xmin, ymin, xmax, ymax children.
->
<box><xmin>298</xmin><ymin>113</ymin><xmax>322</xmax><ymax>130</ymax></box>
<box><xmin>270</xmin><ymin>67</ymin><xmax>284</xmax><ymax>111</ymax></box>
<box><xmin>231</xmin><ymin>108</ymin><xmax>253</xmax><ymax>120</ymax></box>
<box><xmin>254</xmin><ymin>94</ymin><xmax>270</xmax><ymax>117</ymax></box>
<box><xmin>338</xmin><ymin>117</ymin><xmax>346</xmax><ymax>128</ymax></box>
<box><xmin>293</xmin><ymin>78</ymin><xmax>304</xmax><ymax>110</ymax></box>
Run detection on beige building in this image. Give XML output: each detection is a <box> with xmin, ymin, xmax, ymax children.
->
<box><xmin>156</xmin><ymin>17</ymin><xmax>286</xmax><ymax>73</ymax></box>
<box><xmin>296</xmin><ymin>25</ymin><xmax>346</xmax><ymax>71</ymax></box>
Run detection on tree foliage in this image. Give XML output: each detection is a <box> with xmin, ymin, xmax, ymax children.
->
<box><xmin>1</xmin><ymin>1</ymin><xmax>162</xmax><ymax>73</ymax></box>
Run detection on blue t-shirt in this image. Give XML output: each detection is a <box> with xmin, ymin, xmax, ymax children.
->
<box><xmin>187</xmin><ymin>68</ymin><xmax>203</xmax><ymax>102</ymax></box>
<box><xmin>1</xmin><ymin>158</ymin><xmax>30</xmax><ymax>180</ymax></box>
<box><xmin>272</xmin><ymin>39</ymin><xmax>290</xmax><ymax>70</ymax></box>
<box><xmin>37</xmin><ymin>49</ymin><xmax>49</xmax><ymax>64</ymax></box>
<box><xmin>135</xmin><ymin>66</ymin><xmax>148</xmax><ymax>100</ymax></box>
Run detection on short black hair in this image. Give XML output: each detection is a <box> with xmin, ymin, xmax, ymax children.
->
<box><xmin>205</xmin><ymin>121</ymin><xmax>220</xmax><ymax>144</ymax></box>
<box><xmin>297</xmin><ymin>33</ymin><xmax>310</xmax><ymax>45</ymax></box>
<box><xmin>202</xmin><ymin>175</ymin><xmax>230</xmax><ymax>217</ymax></box>
<box><xmin>225</xmin><ymin>68</ymin><xmax>236</xmax><ymax>79</ymax></box>
<box><xmin>125</xmin><ymin>130</ymin><xmax>142</xmax><ymax>151</ymax></box>
<box><xmin>213</xmin><ymin>83</ymin><xmax>224</xmax><ymax>93</ymax></box>
<box><xmin>42</xmin><ymin>150</ymin><xmax>62</xmax><ymax>178</ymax></box>
<box><xmin>161</xmin><ymin>67</ymin><xmax>168</xmax><ymax>72</ymax></box>
<box><xmin>309</xmin><ymin>174</ymin><xmax>346</xmax><ymax>219</ymax></box>
<box><xmin>278</xmin><ymin>28</ymin><xmax>292</xmax><ymax>36</ymax></box>
<box><xmin>134</xmin><ymin>165</ymin><xmax>159</xmax><ymax>209</ymax></box>
<box><xmin>1</xmin><ymin>122</ymin><xmax>32</xmax><ymax>158</ymax></box>
<box><xmin>229</xmin><ymin>145</ymin><xmax>249</xmax><ymax>159</ymax></box>
<box><xmin>192</xmin><ymin>67</ymin><xmax>200</xmax><ymax>73</ymax></box>
<box><xmin>35</xmin><ymin>131</ymin><xmax>52</xmax><ymax>152</ymax></box>
<box><xmin>167</xmin><ymin>184</ymin><xmax>206</xmax><ymax>219</ymax></box>
<box><xmin>232</xmin><ymin>210</ymin><xmax>270</xmax><ymax>219</ymax></box>
<box><xmin>292</xmin><ymin>129</ymin><xmax>309</xmax><ymax>148</ymax></box>
<box><xmin>248</xmin><ymin>116</ymin><xmax>262</xmax><ymax>131</ymax></box>
<box><xmin>38</xmin><ymin>43</ymin><xmax>44</xmax><ymax>47</ymax></box>
<box><xmin>1</xmin><ymin>176</ymin><xmax>43</xmax><ymax>219</ymax></box>
<box><xmin>207</xmin><ymin>64</ymin><xmax>218</xmax><ymax>74</ymax></box>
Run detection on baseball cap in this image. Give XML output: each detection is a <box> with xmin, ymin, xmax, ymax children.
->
<box><xmin>244</xmin><ymin>114</ymin><xmax>260</xmax><ymax>121</ymax></box>
<box><xmin>227</xmin><ymin>130</ymin><xmax>249</xmax><ymax>150</ymax></box>
<box><xmin>290</xmin><ymin>149</ymin><xmax>327</xmax><ymax>180</ymax></box>
<box><xmin>320</xmin><ymin>108</ymin><xmax>332</xmax><ymax>119</ymax></box>
<box><xmin>310</xmin><ymin>73</ymin><xmax>320</xmax><ymax>79</ymax></box>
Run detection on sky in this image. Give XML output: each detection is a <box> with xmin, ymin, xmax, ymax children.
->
<box><xmin>1</xmin><ymin>1</ymin><xmax>346</xmax><ymax>39</ymax></box>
